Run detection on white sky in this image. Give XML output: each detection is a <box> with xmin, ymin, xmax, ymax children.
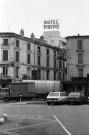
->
<box><xmin>0</xmin><ymin>0</ymin><xmax>89</xmax><ymax>38</ymax></box>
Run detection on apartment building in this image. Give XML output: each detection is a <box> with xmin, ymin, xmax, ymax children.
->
<box><xmin>0</xmin><ymin>29</ymin><xmax>66</xmax><ymax>87</ymax></box>
<box><xmin>66</xmin><ymin>35</ymin><xmax>89</xmax><ymax>80</ymax></box>
<box><xmin>63</xmin><ymin>35</ymin><xmax>89</xmax><ymax>93</ymax></box>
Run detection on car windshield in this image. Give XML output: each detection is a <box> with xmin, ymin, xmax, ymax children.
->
<box><xmin>48</xmin><ymin>92</ymin><xmax>59</xmax><ymax>96</ymax></box>
<box><xmin>69</xmin><ymin>92</ymin><xmax>80</xmax><ymax>96</ymax></box>
<box><xmin>60</xmin><ymin>92</ymin><xmax>67</xmax><ymax>96</ymax></box>
<box><xmin>2</xmin><ymin>88</ymin><xmax>9</xmax><ymax>92</ymax></box>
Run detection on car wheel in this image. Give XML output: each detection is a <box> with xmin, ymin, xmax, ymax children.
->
<box><xmin>48</xmin><ymin>102</ymin><xmax>50</xmax><ymax>105</ymax></box>
<box><xmin>4</xmin><ymin>97</ymin><xmax>9</xmax><ymax>102</ymax></box>
<box><xmin>80</xmin><ymin>101</ymin><xmax>83</xmax><ymax>105</ymax></box>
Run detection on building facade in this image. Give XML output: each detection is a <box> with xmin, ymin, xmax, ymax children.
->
<box><xmin>66</xmin><ymin>35</ymin><xmax>89</xmax><ymax>80</ymax></box>
<box><xmin>0</xmin><ymin>30</ymin><xmax>67</xmax><ymax>87</ymax></box>
<box><xmin>63</xmin><ymin>35</ymin><xmax>89</xmax><ymax>94</ymax></box>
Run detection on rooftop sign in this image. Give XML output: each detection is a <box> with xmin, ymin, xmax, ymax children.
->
<box><xmin>43</xmin><ymin>20</ymin><xmax>59</xmax><ymax>30</ymax></box>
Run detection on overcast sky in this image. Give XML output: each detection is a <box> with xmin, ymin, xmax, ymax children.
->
<box><xmin>0</xmin><ymin>0</ymin><xmax>89</xmax><ymax>38</ymax></box>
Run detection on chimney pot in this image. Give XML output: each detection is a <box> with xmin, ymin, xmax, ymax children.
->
<box><xmin>20</xmin><ymin>29</ymin><xmax>24</xmax><ymax>37</ymax></box>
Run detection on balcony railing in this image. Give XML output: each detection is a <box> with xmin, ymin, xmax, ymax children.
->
<box><xmin>0</xmin><ymin>74</ymin><xmax>11</xmax><ymax>79</ymax></box>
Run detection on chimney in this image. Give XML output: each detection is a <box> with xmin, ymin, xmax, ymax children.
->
<box><xmin>40</xmin><ymin>36</ymin><xmax>44</xmax><ymax>41</ymax></box>
<box><xmin>20</xmin><ymin>29</ymin><xmax>24</xmax><ymax>37</ymax></box>
<box><xmin>31</xmin><ymin>33</ymin><xmax>35</xmax><ymax>40</ymax></box>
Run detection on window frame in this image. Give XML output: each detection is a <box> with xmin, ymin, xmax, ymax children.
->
<box><xmin>3</xmin><ymin>50</ymin><xmax>8</xmax><ymax>61</ymax></box>
<box><xmin>27</xmin><ymin>53</ymin><xmax>30</xmax><ymax>64</ymax></box>
<box><xmin>78</xmin><ymin>53</ymin><xmax>83</xmax><ymax>64</ymax></box>
<box><xmin>78</xmin><ymin>40</ymin><xmax>82</xmax><ymax>50</ymax></box>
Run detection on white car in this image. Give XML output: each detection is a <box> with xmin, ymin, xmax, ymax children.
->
<box><xmin>46</xmin><ymin>92</ymin><xmax>67</xmax><ymax>105</ymax></box>
<box><xmin>0</xmin><ymin>114</ymin><xmax>7</xmax><ymax>124</ymax></box>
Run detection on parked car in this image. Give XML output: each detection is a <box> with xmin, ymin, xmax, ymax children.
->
<box><xmin>67</xmin><ymin>92</ymin><xmax>88</xmax><ymax>105</ymax></box>
<box><xmin>46</xmin><ymin>92</ymin><xmax>67</xmax><ymax>105</ymax></box>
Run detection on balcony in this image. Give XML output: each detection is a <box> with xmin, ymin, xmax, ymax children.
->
<box><xmin>76</xmin><ymin>49</ymin><xmax>84</xmax><ymax>52</ymax></box>
<box><xmin>76</xmin><ymin>63</ymin><xmax>85</xmax><ymax>67</ymax></box>
<box><xmin>0</xmin><ymin>61</ymin><xmax>10</xmax><ymax>66</ymax></box>
<box><xmin>57</xmin><ymin>54</ymin><xmax>66</xmax><ymax>61</ymax></box>
<box><xmin>0</xmin><ymin>74</ymin><xmax>11</xmax><ymax>79</ymax></box>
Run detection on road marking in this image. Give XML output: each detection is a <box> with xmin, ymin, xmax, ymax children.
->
<box><xmin>7</xmin><ymin>115</ymin><xmax>54</xmax><ymax>121</ymax></box>
<box><xmin>53</xmin><ymin>115</ymin><xmax>72</xmax><ymax>135</ymax></box>
<box><xmin>1</xmin><ymin>120</ymin><xmax>57</xmax><ymax>132</ymax></box>
<box><xmin>0</xmin><ymin>131</ymin><xmax>20</xmax><ymax>135</ymax></box>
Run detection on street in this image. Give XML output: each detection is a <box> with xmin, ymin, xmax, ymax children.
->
<box><xmin>0</xmin><ymin>102</ymin><xmax>89</xmax><ymax>135</ymax></box>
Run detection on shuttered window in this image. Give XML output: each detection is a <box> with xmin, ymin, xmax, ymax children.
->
<box><xmin>78</xmin><ymin>53</ymin><xmax>83</xmax><ymax>64</ymax></box>
<box><xmin>3</xmin><ymin>50</ymin><xmax>8</xmax><ymax>61</ymax></box>
<box><xmin>16</xmin><ymin>51</ymin><xmax>19</xmax><ymax>62</ymax></box>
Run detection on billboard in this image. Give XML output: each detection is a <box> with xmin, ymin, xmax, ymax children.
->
<box><xmin>43</xmin><ymin>20</ymin><xmax>59</xmax><ymax>30</ymax></box>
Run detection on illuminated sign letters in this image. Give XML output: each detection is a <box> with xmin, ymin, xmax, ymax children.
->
<box><xmin>43</xmin><ymin>20</ymin><xmax>59</xmax><ymax>30</ymax></box>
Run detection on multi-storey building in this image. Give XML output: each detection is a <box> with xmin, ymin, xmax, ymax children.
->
<box><xmin>0</xmin><ymin>29</ymin><xmax>66</xmax><ymax>87</ymax></box>
<box><xmin>63</xmin><ymin>35</ymin><xmax>89</xmax><ymax>94</ymax></box>
<box><xmin>66</xmin><ymin>35</ymin><xmax>89</xmax><ymax>80</ymax></box>
<box><xmin>43</xmin><ymin>31</ymin><xmax>67</xmax><ymax>49</ymax></box>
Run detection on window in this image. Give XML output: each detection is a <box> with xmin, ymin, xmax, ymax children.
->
<box><xmin>47</xmin><ymin>49</ymin><xmax>49</xmax><ymax>55</ymax></box>
<box><xmin>38</xmin><ymin>46</ymin><xmax>40</xmax><ymax>53</ymax></box>
<box><xmin>59</xmin><ymin>72</ymin><xmax>61</xmax><ymax>80</ymax></box>
<box><xmin>47</xmin><ymin>70</ymin><xmax>49</xmax><ymax>80</ymax></box>
<box><xmin>38</xmin><ymin>55</ymin><xmax>40</xmax><ymax>66</ymax></box>
<box><xmin>27</xmin><ymin>43</ymin><xmax>30</xmax><ymax>50</ymax></box>
<box><xmin>47</xmin><ymin>57</ymin><xmax>49</xmax><ymax>67</ymax></box>
<box><xmin>27</xmin><ymin>68</ymin><xmax>30</xmax><ymax>78</ymax></box>
<box><xmin>78</xmin><ymin>53</ymin><xmax>83</xmax><ymax>64</ymax></box>
<box><xmin>78</xmin><ymin>40</ymin><xmax>82</xmax><ymax>49</ymax></box>
<box><xmin>3</xmin><ymin>67</ymin><xmax>8</xmax><ymax>76</ymax></box>
<box><xmin>78</xmin><ymin>69</ymin><xmax>83</xmax><ymax>77</ymax></box>
<box><xmin>54</xmin><ymin>59</ymin><xmax>56</xmax><ymax>68</ymax></box>
<box><xmin>16</xmin><ymin>51</ymin><xmax>19</xmax><ymax>62</ymax></box>
<box><xmin>27</xmin><ymin>54</ymin><xmax>30</xmax><ymax>64</ymax></box>
<box><xmin>54</xmin><ymin>50</ymin><xmax>56</xmax><ymax>56</ymax></box>
<box><xmin>3</xmin><ymin>50</ymin><xmax>8</xmax><ymax>61</ymax></box>
<box><xmin>63</xmin><ymin>72</ymin><xmax>65</xmax><ymax>80</ymax></box>
<box><xmin>38</xmin><ymin>69</ymin><xmax>41</xmax><ymax>80</ymax></box>
<box><xmin>16</xmin><ymin>40</ymin><xmax>19</xmax><ymax>47</ymax></box>
<box><xmin>15</xmin><ymin>67</ymin><xmax>19</xmax><ymax>77</ymax></box>
<box><xmin>63</xmin><ymin>61</ymin><xmax>65</xmax><ymax>69</ymax></box>
<box><xmin>59</xmin><ymin>61</ymin><xmax>62</xmax><ymax>69</ymax></box>
<box><xmin>54</xmin><ymin>71</ymin><xmax>56</xmax><ymax>80</ymax></box>
<box><xmin>3</xmin><ymin>39</ymin><xmax>8</xmax><ymax>45</ymax></box>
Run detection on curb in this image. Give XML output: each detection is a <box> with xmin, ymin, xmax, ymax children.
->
<box><xmin>10</xmin><ymin>102</ymin><xmax>27</xmax><ymax>105</ymax></box>
<box><xmin>10</xmin><ymin>101</ymin><xmax>46</xmax><ymax>105</ymax></box>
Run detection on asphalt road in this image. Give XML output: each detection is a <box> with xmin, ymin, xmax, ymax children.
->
<box><xmin>0</xmin><ymin>102</ymin><xmax>89</xmax><ymax>135</ymax></box>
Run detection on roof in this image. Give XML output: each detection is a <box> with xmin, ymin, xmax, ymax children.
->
<box><xmin>0</xmin><ymin>32</ymin><xmax>61</xmax><ymax>50</ymax></box>
<box><xmin>66</xmin><ymin>35</ymin><xmax>89</xmax><ymax>39</ymax></box>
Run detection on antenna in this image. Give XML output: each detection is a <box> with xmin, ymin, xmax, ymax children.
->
<box><xmin>5</xmin><ymin>26</ymin><xmax>10</xmax><ymax>32</ymax></box>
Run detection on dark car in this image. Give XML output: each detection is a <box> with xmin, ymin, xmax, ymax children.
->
<box><xmin>67</xmin><ymin>92</ymin><xmax>88</xmax><ymax>105</ymax></box>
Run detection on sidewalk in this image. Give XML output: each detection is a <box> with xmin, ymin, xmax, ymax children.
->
<box><xmin>10</xmin><ymin>100</ymin><xmax>46</xmax><ymax>105</ymax></box>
